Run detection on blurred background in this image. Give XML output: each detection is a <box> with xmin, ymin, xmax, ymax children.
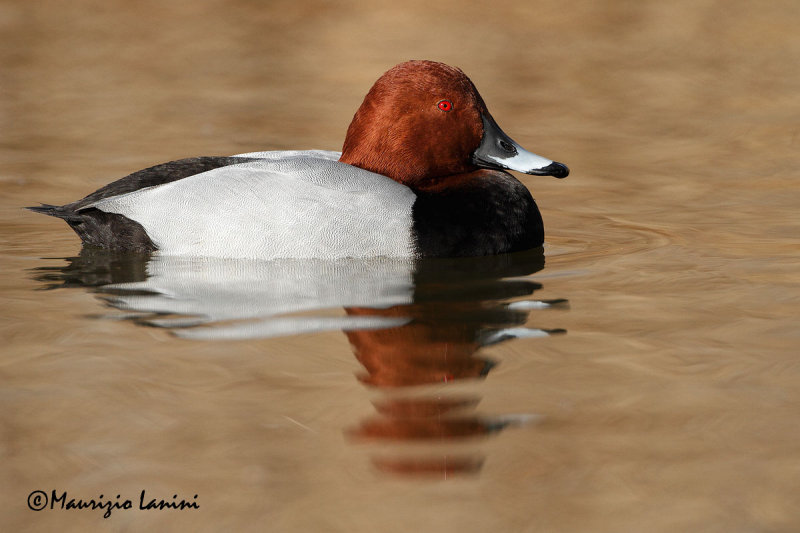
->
<box><xmin>2</xmin><ymin>1</ymin><xmax>799</xmax><ymax>532</ymax></box>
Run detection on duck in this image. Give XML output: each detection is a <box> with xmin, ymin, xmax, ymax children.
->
<box><xmin>28</xmin><ymin>60</ymin><xmax>568</xmax><ymax>259</ymax></box>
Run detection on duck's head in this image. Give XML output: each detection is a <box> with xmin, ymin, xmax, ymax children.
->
<box><xmin>340</xmin><ymin>60</ymin><xmax>568</xmax><ymax>186</ymax></box>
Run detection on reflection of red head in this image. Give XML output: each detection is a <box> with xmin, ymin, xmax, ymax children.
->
<box><xmin>373</xmin><ymin>397</ymin><xmax>479</xmax><ymax>418</ymax></box>
<box><xmin>350</xmin><ymin>416</ymin><xmax>498</xmax><ymax>441</ymax></box>
<box><xmin>351</xmin><ymin>397</ymin><xmax>489</xmax><ymax>440</ymax></box>
<box><xmin>348</xmin><ymin>397</ymin><xmax>493</xmax><ymax>478</ymax></box>
<box><xmin>371</xmin><ymin>456</ymin><xmax>485</xmax><ymax>477</ymax></box>
<box><xmin>345</xmin><ymin>306</ymin><xmax>494</xmax><ymax>387</ymax></box>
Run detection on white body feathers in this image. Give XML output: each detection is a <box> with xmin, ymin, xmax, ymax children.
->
<box><xmin>89</xmin><ymin>150</ymin><xmax>417</xmax><ymax>259</ymax></box>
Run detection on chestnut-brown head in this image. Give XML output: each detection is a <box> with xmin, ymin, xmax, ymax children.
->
<box><xmin>339</xmin><ymin>60</ymin><xmax>568</xmax><ymax>187</ymax></box>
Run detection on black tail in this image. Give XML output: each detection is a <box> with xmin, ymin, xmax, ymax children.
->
<box><xmin>27</xmin><ymin>203</ymin><xmax>156</xmax><ymax>252</ymax></box>
<box><xmin>26</xmin><ymin>204</ymin><xmax>76</xmax><ymax>220</ymax></box>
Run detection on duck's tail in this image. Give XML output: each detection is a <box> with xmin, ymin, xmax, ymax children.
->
<box><xmin>26</xmin><ymin>203</ymin><xmax>78</xmax><ymax>220</ymax></box>
<box><xmin>26</xmin><ymin>203</ymin><xmax>156</xmax><ymax>252</ymax></box>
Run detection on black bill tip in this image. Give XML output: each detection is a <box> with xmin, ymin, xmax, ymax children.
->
<box><xmin>529</xmin><ymin>162</ymin><xmax>569</xmax><ymax>179</ymax></box>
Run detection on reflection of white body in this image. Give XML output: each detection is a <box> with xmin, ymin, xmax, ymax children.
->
<box><xmin>105</xmin><ymin>255</ymin><xmax>415</xmax><ymax>340</ymax></box>
<box><xmin>91</xmin><ymin>151</ymin><xmax>417</xmax><ymax>259</ymax></box>
<box><xmin>101</xmin><ymin>255</ymin><xmax>560</xmax><ymax>341</ymax></box>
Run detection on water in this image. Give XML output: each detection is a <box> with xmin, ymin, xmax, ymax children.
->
<box><xmin>2</xmin><ymin>1</ymin><xmax>799</xmax><ymax>531</ymax></box>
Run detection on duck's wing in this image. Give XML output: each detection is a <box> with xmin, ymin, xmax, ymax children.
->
<box><xmin>26</xmin><ymin>156</ymin><xmax>257</xmax><ymax>234</ymax></box>
<box><xmin>85</xmin><ymin>151</ymin><xmax>417</xmax><ymax>259</ymax></box>
<box><xmin>73</xmin><ymin>156</ymin><xmax>262</xmax><ymax>210</ymax></box>
<box><xmin>30</xmin><ymin>151</ymin><xmax>342</xmax><ymax>216</ymax></box>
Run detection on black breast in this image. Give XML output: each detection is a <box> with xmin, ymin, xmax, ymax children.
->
<box><xmin>411</xmin><ymin>170</ymin><xmax>544</xmax><ymax>257</ymax></box>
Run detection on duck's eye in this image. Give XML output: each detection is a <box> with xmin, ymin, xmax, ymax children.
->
<box><xmin>437</xmin><ymin>99</ymin><xmax>453</xmax><ymax>112</ymax></box>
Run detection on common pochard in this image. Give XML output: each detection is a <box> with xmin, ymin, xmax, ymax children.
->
<box><xmin>29</xmin><ymin>60</ymin><xmax>568</xmax><ymax>258</ymax></box>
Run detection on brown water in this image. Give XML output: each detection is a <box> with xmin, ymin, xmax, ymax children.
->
<box><xmin>2</xmin><ymin>0</ymin><xmax>799</xmax><ymax>531</ymax></box>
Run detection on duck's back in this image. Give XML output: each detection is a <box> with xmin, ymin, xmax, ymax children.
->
<box><xmin>85</xmin><ymin>150</ymin><xmax>417</xmax><ymax>259</ymax></box>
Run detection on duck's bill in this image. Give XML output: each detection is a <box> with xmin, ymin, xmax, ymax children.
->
<box><xmin>472</xmin><ymin>114</ymin><xmax>569</xmax><ymax>178</ymax></box>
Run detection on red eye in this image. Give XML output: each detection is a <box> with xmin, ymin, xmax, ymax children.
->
<box><xmin>437</xmin><ymin>99</ymin><xmax>453</xmax><ymax>112</ymax></box>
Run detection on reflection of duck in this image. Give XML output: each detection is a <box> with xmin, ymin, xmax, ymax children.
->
<box><xmin>38</xmin><ymin>250</ymin><xmax>417</xmax><ymax>337</ymax></box>
<box><xmin>351</xmin><ymin>397</ymin><xmax>540</xmax><ymax>440</ymax></box>
<box><xmin>29</xmin><ymin>61</ymin><xmax>566</xmax><ymax>258</ymax></box>
<box><xmin>346</xmin><ymin>251</ymin><xmax>564</xmax><ymax>387</ymax></box>
<box><xmin>341</xmin><ymin>251</ymin><xmax>564</xmax><ymax>476</ymax></box>
<box><xmin>33</xmin><ymin>247</ymin><xmax>149</xmax><ymax>289</ymax></box>
<box><xmin>32</xmin><ymin>246</ymin><xmax>566</xmax><ymax>478</ymax></box>
<box><xmin>351</xmin><ymin>397</ymin><xmax>541</xmax><ymax>477</ymax></box>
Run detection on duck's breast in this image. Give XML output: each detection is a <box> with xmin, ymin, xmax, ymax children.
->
<box><xmin>88</xmin><ymin>151</ymin><xmax>417</xmax><ymax>259</ymax></box>
<box><xmin>411</xmin><ymin>170</ymin><xmax>544</xmax><ymax>256</ymax></box>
